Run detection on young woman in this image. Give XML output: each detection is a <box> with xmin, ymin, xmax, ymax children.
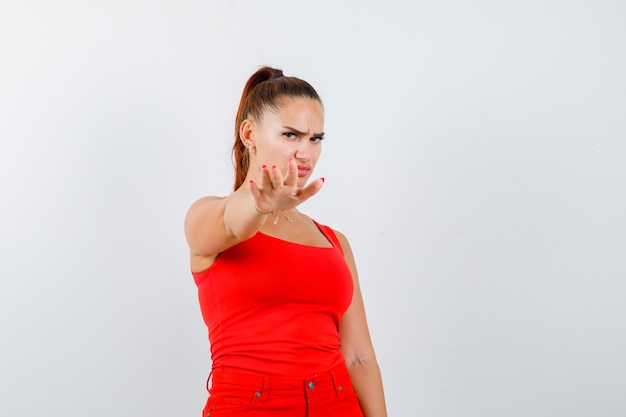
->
<box><xmin>185</xmin><ymin>66</ymin><xmax>387</xmax><ymax>417</ymax></box>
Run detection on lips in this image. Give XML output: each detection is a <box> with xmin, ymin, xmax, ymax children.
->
<box><xmin>297</xmin><ymin>165</ymin><xmax>311</xmax><ymax>177</ymax></box>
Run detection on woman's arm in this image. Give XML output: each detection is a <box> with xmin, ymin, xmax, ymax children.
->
<box><xmin>184</xmin><ymin>160</ymin><xmax>324</xmax><ymax>267</ymax></box>
<box><xmin>184</xmin><ymin>190</ymin><xmax>266</xmax><ymax>260</ymax></box>
<box><xmin>335</xmin><ymin>230</ymin><xmax>388</xmax><ymax>417</ymax></box>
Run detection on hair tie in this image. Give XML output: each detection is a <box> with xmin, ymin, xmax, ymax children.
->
<box><xmin>271</xmin><ymin>71</ymin><xmax>284</xmax><ymax>79</ymax></box>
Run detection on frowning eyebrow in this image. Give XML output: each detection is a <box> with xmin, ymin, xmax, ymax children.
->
<box><xmin>282</xmin><ymin>126</ymin><xmax>325</xmax><ymax>138</ymax></box>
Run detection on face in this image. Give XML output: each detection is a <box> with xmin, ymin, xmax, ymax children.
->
<box><xmin>243</xmin><ymin>97</ymin><xmax>325</xmax><ymax>187</ymax></box>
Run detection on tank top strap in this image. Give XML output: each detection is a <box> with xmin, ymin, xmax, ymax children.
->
<box><xmin>312</xmin><ymin>220</ymin><xmax>344</xmax><ymax>256</ymax></box>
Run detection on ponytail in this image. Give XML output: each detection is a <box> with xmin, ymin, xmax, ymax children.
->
<box><xmin>231</xmin><ymin>66</ymin><xmax>321</xmax><ymax>190</ymax></box>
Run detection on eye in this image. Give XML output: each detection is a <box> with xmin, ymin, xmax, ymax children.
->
<box><xmin>310</xmin><ymin>136</ymin><xmax>324</xmax><ymax>143</ymax></box>
<box><xmin>283</xmin><ymin>132</ymin><xmax>297</xmax><ymax>140</ymax></box>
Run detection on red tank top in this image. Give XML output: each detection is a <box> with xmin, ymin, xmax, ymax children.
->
<box><xmin>192</xmin><ymin>221</ymin><xmax>354</xmax><ymax>377</ymax></box>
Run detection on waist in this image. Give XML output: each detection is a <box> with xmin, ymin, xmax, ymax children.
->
<box><xmin>210</xmin><ymin>345</ymin><xmax>346</xmax><ymax>377</ymax></box>
<box><xmin>210</xmin><ymin>363</ymin><xmax>353</xmax><ymax>396</ymax></box>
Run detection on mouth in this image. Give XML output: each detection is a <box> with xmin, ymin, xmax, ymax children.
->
<box><xmin>297</xmin><ymin>165</ymin><xmax>311</xmax><ymax>177</ymax></box>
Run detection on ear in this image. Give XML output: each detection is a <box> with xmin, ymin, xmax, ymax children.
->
<box><xmin>239</xmin><ymin>119</ymin><xmax>255</xmax><ymax>147</ymax></box>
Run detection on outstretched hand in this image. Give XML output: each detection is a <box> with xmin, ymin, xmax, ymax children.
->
<box><xmin>248</xmin><ymin>159</ymin><xmax>324</xmax><ymax>212</ymax></box>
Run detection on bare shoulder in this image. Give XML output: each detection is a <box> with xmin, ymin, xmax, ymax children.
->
<box><xmin>184</xmin><ymin>195</ymin><xmax>231</xmax><ymax>259</ymax></box>
<box><xmin>185</xmin><ymin>195</ymin><xmax>227</xmax><ymax>224</ymax></box>
<box><xmin>331</xmin><ymin>228</ymin><xmax>356</xmax><ymax>261</ymax></box>
<box><xmin>184</xmin><ymin>195</ymin><xmax>228</xmax><ymax>228</ymax></box>
<box><xmin>331</xmin><ymin>228</ymin><xmax>349</xmax><ymax>247</ymax></box>
<box><xmin>331</xmin><ymin>228</ymin><xmax>348</xmax><ymax>242</ymax></box>
<box><xmin>187</xmin><ymin>195</ymin><xmax>225</xmax><ymax>212</ymax></box>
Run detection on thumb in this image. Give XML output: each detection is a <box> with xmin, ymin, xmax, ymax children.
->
<box><xmin>297</xmin><ymin>177</ymin><xmax>325</xmax><ymax>202</ymax></box>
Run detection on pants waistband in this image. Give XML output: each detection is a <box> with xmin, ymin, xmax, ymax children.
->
<box><xmin>209</xmin><ymin>363</ymin><xmax>351</xmax><ymax>395</ymax></box>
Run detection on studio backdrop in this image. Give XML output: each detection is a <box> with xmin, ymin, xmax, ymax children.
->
<box><xmin>1</xmin><ymin>1</ymin><xmax>625</xmax><ymax>416</ymax></box>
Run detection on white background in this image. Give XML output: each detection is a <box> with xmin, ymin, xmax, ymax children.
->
<box><xmin>1</xmin><ymin>1</ymin><xmax>625</xmax><ymax>416</ymax></box>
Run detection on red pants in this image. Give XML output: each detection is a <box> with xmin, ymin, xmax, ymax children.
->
<box><xmin>202</xmin><ymin>363</ymin><xmax>364</xmax><ymax>417</ymax></box>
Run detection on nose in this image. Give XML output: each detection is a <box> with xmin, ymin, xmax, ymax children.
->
<box><xmin>295</xmin><ymin>141</ymin><xmax>312</xmax><ymax>162</ymax></box>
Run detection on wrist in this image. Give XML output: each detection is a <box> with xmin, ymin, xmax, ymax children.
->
<box><xmin>254</xmin><ymin>206</ymin><xmax>275</xmax><ymax>216</ymax></box>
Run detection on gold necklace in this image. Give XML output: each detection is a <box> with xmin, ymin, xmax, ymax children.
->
<box><xmin>274</xmin><ymin>211</ymin><xmax>293</xmax><ymax>225</ymax></box>
<box><xmin>255</xmin><ymin>206</ymin><xmax>293</xmax><ymax>224</ymax></box>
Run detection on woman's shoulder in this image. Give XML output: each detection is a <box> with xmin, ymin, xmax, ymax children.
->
<box><xmin>303</xmin><ymin>215</ymin><xmax>351</xmax><ymax>252</ymax></box>
<box><xmin>187</xmin><ymin>195</ymin><xmax>227</xmax><ymax>211</ymax></box>
<box><xmin>192</xmin><ymin>195</ymin><xmax>227</xmax><ymax>204</ymax></box>
<box><xmin>329</xmin><ymin>228</ymin><xmax>350</xmax><ymax>249</ymax></box>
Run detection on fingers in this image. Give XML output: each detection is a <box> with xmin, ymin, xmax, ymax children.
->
<box><xmin>283</xmin><ymin>159</ymin><xmax>298</xmax><ymax>186</ymax></box>
<box><xmin>268</xmin><ymin>165</ymin><xmax>283</xmax><ymax>188</ymax></box>
<box><xmin>259</xmin><ymin>165</ymin><xmax>272</xmax><ymax>189</ymax></box>
<box><xmin>258</xmin><ymin>164</ymin><xmax>287</xmax><ymax>190</ymax></box>
<box><xmin>296</xmin><ymin>177</ymin><xmax>325</xmax><ymax>203</ymax></box>
<box><xmin>251</xmin><ymin>164</ymin><xmax>286</xmax><ymax>207</ymax></box>
<box><xmin>248</xmin><ymin>178</ymin><xmax>259</xmax><ymax>196</ymax></box>
<box><xmin>251</xmin><ymin>163</ymin><xmax>324</xmax><ymax>211</ymax></box>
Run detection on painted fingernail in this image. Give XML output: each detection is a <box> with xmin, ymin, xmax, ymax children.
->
<box><xmin>321</xmin><ymin>177</ymin><xmax>325</xmax><ymax>183</ymax></box>
<box><xmin>271</xmin><ymin>165</ymin><xmax>277</xmax><ymax>169</ymax></box>
<box><xmin>261</xmin><ymin>165</ymin><xmax>267</xmax><ymax>169</ymax></box>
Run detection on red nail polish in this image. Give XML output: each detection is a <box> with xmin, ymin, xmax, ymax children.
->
<box><xmin>321</xmin><ymin>177</ymin><xmax>325</xmax><ymax>183</ymax></box>
<box><xmin>261</xmin><ymin>165</ymin><xmax>267</xmax><ymax>169</ymax></box>
<box><xmin>271</xmin><ymin>165</ymin><xmax>277</xmax><ymax>169</ymax></box>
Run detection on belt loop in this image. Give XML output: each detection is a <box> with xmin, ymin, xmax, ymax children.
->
<box><xmin>330</xmin><ymin>369</ymin><xmax>340</xmax><ymax>397</ymax></box>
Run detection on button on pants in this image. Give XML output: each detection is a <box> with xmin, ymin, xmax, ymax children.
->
<box><xmin>202</xmin><ymin>363</ymin><xmax>364</xmax><ymax>417</ymax></box>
